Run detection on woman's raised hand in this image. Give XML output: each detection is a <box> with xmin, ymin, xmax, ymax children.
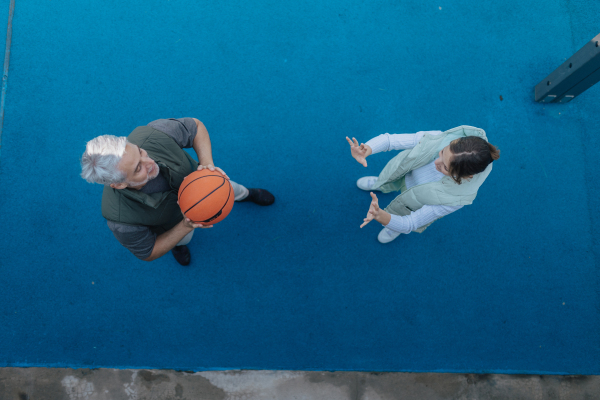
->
<box><xmin>346</xmin><ymin>136</ymin><xmax>371</xmax><ymax>167</ymax></box>
<box><xmin>360</xmin><ymin>192</ymin><xmax>381</xmax><ymax>228</ymax></box>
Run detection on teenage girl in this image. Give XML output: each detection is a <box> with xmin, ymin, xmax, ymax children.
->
<box><xmin>347</xmin><ymin>126</ymin><xmax>500</xmax><ymax>243</ymax></box>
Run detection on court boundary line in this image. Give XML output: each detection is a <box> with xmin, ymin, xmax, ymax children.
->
<box><xmin>0</xmin><ymin>0</ymin><xmax>15</xmax><ymax>162</ymax></box>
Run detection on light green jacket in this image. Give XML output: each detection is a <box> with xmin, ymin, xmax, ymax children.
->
<box><xmin>372</xmin><ymin>125</ymin><xmax>493</xmax><ymax>233</ymax></box>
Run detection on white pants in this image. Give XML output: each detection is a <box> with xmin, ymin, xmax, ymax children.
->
<box><xmin>176</xmin><ymin>180</ymin><xmax>248</xmax><ymax>246</ymax></box>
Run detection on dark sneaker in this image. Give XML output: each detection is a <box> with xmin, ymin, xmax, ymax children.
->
<box><xmin>239</xmin><ymin>188</ymin><xmax>275</xmax><ymax>206</ymax></box>
<box><xmin>172</xmin><ymin>245</ymin><xmax>191</xmax><ymax>266</ymax></box>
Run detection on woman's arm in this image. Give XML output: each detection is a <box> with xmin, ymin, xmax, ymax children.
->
<box><xmin>385</xmin><ymin>204</ymin><xmax>463</xmax><ymax>234</ymax></box>
<box><xmin>347</xmin><ymin>133</ymin><xmax>418</xmax><ymax>167</ymax></box>
<box><xmin>365</xmin><ymin>133</ymin><xmax>419</xmax><ymax>154</ymax></box>
<box><xmin>348</xmin><ymin>132</ymin><xmax>437</xmax><ymax>167</ymax></box>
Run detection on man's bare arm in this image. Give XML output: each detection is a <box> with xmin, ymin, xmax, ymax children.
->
<box><xmin>192</xmin><ymin>119</ymin><xmax>214</xmax><ymax>166</ymax></box>
<box><xmin>144</xmin><ymin>217</ymin><xmax>211</xmax><ymax>261</ymax></box>
<box><xmin>144</xmin><ymin>221</ymin><xmax>193</xmax><ymax>261</ymax></box>
<box><xmin>191</xmin><ymin>118</ymin><xmax>229</xmax><ymax>178</ymax></box>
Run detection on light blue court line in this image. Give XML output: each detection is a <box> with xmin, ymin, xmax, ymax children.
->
<box><xmin>0</xmin><ymin>0</ymin><xmax>14</xmax><ymax>162</ymax></box>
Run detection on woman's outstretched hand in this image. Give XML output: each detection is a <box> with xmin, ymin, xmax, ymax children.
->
<box><xmin>361</xmin><ymin>192</ymin><xmax>380</xmax><ymax>228</ymax></box>
<box><xmin>360</xmin><ymin>192</ymin><xmax>392</xmax><ymax>228</ymax></box>
<box><xmin>346</xmin><ymin>136</ymin><xmax>372</xmax><ymax>167</ymax></box>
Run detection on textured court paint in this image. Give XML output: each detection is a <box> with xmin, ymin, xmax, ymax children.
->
<box><xmin>0</xmin><ymin>0</ymin><xmax>599</xmax><ymax>374</ymax></box>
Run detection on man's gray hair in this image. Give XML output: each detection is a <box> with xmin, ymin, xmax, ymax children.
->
<box><xmin>80</xmin><ymin>135</ymin><xmax>128</xmax><ymax>185</ymax></box>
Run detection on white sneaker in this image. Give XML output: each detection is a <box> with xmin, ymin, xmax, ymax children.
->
<box><xmin>357</xmin><ymin>176</ymin><xmax>380</xmax><ymax>191</ymax></box>
<box><xmin>378</xmin><ymin>227</ymin><xmax>401</xmax><ymax>243</ymax></box>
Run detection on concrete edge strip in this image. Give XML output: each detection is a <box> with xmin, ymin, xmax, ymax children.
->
<box><xmin>0</xmin><ymin>0</ymin><xmax>15</xmax><ymax>161</ymax></box>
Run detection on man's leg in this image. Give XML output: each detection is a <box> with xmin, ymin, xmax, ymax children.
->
<box><xmin>172</xmin><ymin>230</ymin><xmax>194</xmax><ymax>266</ymax></box>
<box><xmin>230</xmin><ymin>180</ymin><xmax>275</xmax><ymax>206</ymax></box>
<box><xmin>172</xmin><ymin>180</ymin><xmax>274</xmax><ymax>266</ymax></box>
<box><xmin>230</xmin><ymin>180</ymin><xmax>250</xmax><ymax>201</ymax></box>
<box><xmin>176</xmin><ymin>230</ymin><xmax>194</xmax><ymax>246</ymax></box>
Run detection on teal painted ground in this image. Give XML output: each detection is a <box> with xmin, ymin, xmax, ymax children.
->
<box><xmin>0</xmin><ymin>0</ymin><xmax>598</xmax><ymax>373</ymax></box>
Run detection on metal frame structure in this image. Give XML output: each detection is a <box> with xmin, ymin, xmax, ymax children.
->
<box><xmin>535</xmin><ymin>33</ymin><xmax>600</xmax><ymax>103</ymax></box>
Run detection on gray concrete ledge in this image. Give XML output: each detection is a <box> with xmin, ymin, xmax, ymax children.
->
<box><xmin>1</xmin><ymin>367</ymin><xmax>599</xmax><ymax>400</ymax></box>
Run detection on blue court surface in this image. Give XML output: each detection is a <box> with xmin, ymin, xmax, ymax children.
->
<box><xmin>0</xmin><ymin>0</ymin><xmax>599</xmax><ymax>374</ymax></box>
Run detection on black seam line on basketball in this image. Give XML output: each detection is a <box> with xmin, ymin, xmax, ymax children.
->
<box><xmin>200</xmin><ymin>210</ymin><xmax>222</xmax><ymax>223</ymax></box>
<box><xmin>183</xmin><ymin>179</ymin><xmax>226</xmax><ymax>214</ymax></box>
<box><xmin>192</xmin><ymin>183</ymin><xmax>233</xmax><ymax>223</ymax></box>
<box><xmin>178</xmin><ymin>174</ymin><xmax>224</xmax><ymax>202</ymax></box>
<box><xmin>178</xmin><ymin>174</ymin><xmax>224</xmax><ymax>200</ymax></box>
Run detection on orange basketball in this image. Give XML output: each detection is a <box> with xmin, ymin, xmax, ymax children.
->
<box><xmin>178</xmin><ymin>169</ymin><xmax>234</xmax><ymax>225</ymax></box>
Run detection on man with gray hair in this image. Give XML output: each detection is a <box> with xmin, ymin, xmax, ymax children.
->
<box><xmin>81</xmin><ymin>118</ymin><xmax>274</xmax><ymax>266</ymax></box>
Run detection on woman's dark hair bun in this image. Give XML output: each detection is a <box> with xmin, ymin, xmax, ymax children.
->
<box><xmin>448</xmin><ymin>137</ymin><xmax>500</xmax><ymax>184</ymax></box>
